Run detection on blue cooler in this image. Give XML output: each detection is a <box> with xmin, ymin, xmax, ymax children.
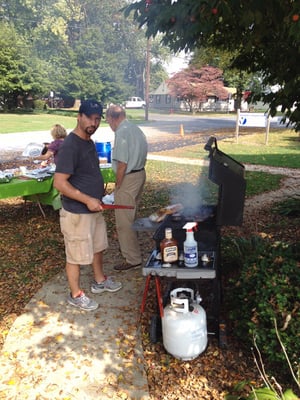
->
<box><xmin>95</xmin><ymin>141</ymin><xmax>111</xmax><ymax>163</ymax></box>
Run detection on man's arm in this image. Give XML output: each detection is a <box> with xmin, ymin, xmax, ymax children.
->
<box><xmin>115</xmin><ymin>161</ymin><xmax>127</xmax><ymax>189</ymax></box>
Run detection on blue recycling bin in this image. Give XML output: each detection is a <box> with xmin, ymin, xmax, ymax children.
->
<box><xmin>95</xmin><ymin>141</ymin><xmax>111</xmax><ymax>163</ymax></box>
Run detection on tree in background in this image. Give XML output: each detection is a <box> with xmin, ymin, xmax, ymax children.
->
<box><xmin>0</xmin><ymin>0</ymin><xmax>169</xmax><ymax>108</ymax></box>
<box><xmin>167</xmin><ymin>66</ymin><xmax>228</xmax><ymax>112</ymax></box>
<box><xmin>0</xmin><ymin>22</ymin><xmax>50</xmax><ymax>109</ymax></box>
<box><xmin>125</xmin><ymin>0</ymin><xmax>300</xmax><ymax>131</ymax></box>
<box><xmin>191</xmin><ymin>47</ymin><xmax>263</xmax><ymax>111</ymax></box>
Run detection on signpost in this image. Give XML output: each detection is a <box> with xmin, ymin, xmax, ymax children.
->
<box><xmin>235</xmin><ymin>109</ymin><xmax>271</xmax><ymax>144</ymax></box>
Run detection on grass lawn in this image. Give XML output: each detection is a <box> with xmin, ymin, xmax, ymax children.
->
<box><xmin>144</xmin><ymin>161</ymin><xmax>283</xmax><ymax>202</ymax></box>
<box><xmin>0</xmin><ymin>109</ymin><xmax>146</xmax><ymax>133</ymax></box>
<box><xmin>153</xmin><ymin>128</ymin><xmax>300</xmax><ymax>169</ymax></box>
<box><xmin>0</xmin><ymin>113</ymin><xmax>76</xmax><ymax>133</ymax></box>
<box><xmin>145</xmin><ymin>127</ymin><xmax>299</xmax><ymax>201</ymax></box>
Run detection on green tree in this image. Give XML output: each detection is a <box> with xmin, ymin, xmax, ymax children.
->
<box><xmin>149</xmin><ymin>37</ymin><xmax>169</xmax><ymax>91</ymax></box>
<box><xmin>0</xmin><ymin>22</ymin><xmax>50</xmax><ymax>108</ymax></box>
<box><xmin>0</xmin><ymin>0</ymin><xmax>171</xmax><ymax>107</ymax></box>
<box><xmin>125</xmin><ymin>0</ymin><xmax>300</xmax><ymax>131</ymax></box>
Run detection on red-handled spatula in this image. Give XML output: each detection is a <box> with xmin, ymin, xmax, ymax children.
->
<box><xmin>101</xmin><ymin>204</ymin><xmax>134</xmax><ymax>210</ymax></box>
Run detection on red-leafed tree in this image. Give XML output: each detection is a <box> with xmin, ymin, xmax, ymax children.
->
<box><xmin>167</xmin><ymin>66</ymin><xmax>228</xmax><ymax>112</ymax></box>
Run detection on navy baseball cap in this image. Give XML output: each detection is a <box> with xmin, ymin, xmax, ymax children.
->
<box><xmin>79</xmin><ymin>99</ymin><xmax>103</xmax><ymax>117</ymax></box>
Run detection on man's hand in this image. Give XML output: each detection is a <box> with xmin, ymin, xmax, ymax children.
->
<box><xmin>54</xmin><ymin>172</ymin><xmax>104</xmax><ymax>211</ymax></box>
<box><xmin>86</xmin><ymin>197</ymin><xmax>104</xmax><ymax>212</ymax></box>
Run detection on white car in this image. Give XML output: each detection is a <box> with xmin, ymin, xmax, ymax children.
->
<box><xmin>125</xmin><ymin>97</ymin><xmax>146</xmax><ymax>109</ymax></box>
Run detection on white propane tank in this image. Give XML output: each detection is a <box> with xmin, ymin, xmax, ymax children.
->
<box><xmin>162</xmin><ymin>288</ymin><xmax>208</xmax><ymax>361</ymax></box>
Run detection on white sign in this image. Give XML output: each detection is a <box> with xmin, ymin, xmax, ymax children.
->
<box><xmin>238</xmin><ymin>113</ymin><xmax>267</xmax><ymax>127</ymax></box>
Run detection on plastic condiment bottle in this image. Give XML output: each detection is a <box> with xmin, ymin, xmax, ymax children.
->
<box><xmin>183</xmin><ymin>222</ymin><xmax>198</xmax><ymax>268</ymax></box>
<box><xmin>160</xmin><ymin>227</ymin><xmax>178</xmax><ymax>264</ymax></box>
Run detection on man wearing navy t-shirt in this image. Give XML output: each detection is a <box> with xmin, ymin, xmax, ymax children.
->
<box><xmin>54</xmin><ymin>99</ymin><xmax>122</xmax><ymax>311</ymax></box>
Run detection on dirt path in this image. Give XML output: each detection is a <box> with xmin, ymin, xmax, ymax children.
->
<box><xmin>243</xmin><ymin>164</ymin><xmax>300</xmax><ymax>213</ymax></box>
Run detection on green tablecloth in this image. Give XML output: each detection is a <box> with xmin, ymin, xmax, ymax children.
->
<box><xmin>0</xmin><ymin>177</ymin><xmax>53</xmax><ymax>199</ymax></box>
<box><xmin>100</xmin><ymin>166</ymin><xmax>116</xmax><ymax>184</ymax></box>
<box><xmin>24</xmin><ymin>186</ymin><xmax>62</xmax><ymax>210</ymax></box>
<box><xmin>0</xmin><ymin>168</ymin><xmax>116</xmax><ymax>211</ymax></box>
<box><xmin>0</xmin><ymin>176</ymin><xmax>61</xmax><ymax>210</ymax></box>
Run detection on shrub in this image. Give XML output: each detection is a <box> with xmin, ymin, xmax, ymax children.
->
<box><xmin>33</xmin><ymin>99</ymin><xmax>46</xmax><ymax>110</ymax></box>
<box><xmin>223</xmin><ymin>236</ymin><xmax>300</xmax><ymax>382</ymax></box>
<box><xmin>225</xmin><ymin>322</ymin><xmax>299</xmax><ymax>399</ymax></box>
<box><xmin>273</xmin><ymin>196</ymin><xmax>300</xmax><ymax>218</ymax></box>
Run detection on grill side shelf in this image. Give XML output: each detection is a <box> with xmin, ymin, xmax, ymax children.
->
<box><xmin>143</xmin><ymin>250</ymin><xmax>217</xmax><ymax>279</ymax></box>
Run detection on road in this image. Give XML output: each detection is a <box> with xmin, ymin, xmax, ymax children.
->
<box><xmin>143</xmin><ymin>113</ymin><xmax>237</xmax><ymax>134</ymax></box>
<box><xmin>0</xmin><ymin>112</ymin><xmax>281</xmax><ymax>156</ymax></box>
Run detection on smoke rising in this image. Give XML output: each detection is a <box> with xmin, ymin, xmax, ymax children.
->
<box><xmin>170</xmin><ymin>168</ymin><xmax>218</xmax><ymax>216</ymax></box>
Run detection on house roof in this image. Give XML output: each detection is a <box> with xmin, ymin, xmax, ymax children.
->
<box><xmin>150</xmin><ymin>81</ymin><xmax>169</xmax><ymax>95</ymax></box>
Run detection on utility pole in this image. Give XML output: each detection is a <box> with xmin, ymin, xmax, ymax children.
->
<box><xmin>145</xmin><ymin>38</ymin><xmax>151</xmax><ymax>121</ymax></box>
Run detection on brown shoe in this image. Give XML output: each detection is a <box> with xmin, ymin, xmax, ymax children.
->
<box><xmin>114</xmin><ymin>262</ymin><xmax>141</xmax><ymax>272</ymax></box>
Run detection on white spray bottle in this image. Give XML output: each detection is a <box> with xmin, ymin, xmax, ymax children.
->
<box><xmin>183</xmin><ymin>222</ymin><xmax>198</xmax><ymax>268</ymax></box>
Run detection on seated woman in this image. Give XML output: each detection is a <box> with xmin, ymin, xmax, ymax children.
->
<box><xmin>33</xmin><ymin>124</ymin><xmax>67</xmax><ymax>166</ymax></box>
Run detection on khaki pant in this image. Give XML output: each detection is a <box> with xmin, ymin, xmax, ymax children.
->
<box><xmin>114</xmin><ymin>169</ymin><xmax>146</xmax><ymax>265</ymax></box>
<box><xmin>60</xmin><ymin>208</ymin><xmax>108</xmax><ymax>265</ymax></box>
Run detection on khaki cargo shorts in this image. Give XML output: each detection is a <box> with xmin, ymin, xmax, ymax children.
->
<box><xmin>59</xmin><ymin>208</ymin><xmax>108</xmax><ymax>265</ymax></box>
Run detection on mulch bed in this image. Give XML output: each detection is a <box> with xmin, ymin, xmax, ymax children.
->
<box><xmin>1</xmin><ymin>153</ymin><xmax>298</xmax><ymax>399</ymax></box>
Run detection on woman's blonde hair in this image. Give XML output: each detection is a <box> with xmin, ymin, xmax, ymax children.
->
<box><xmin>51</xmin><ymin>124</ymin><xmax>67</xmax><ymax>139</ymax></box>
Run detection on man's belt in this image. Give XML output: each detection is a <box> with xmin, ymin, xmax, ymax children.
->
<box><xmin>127</xmin><ymin>168</ymin><xmax>145</xmax><ymax>174</ymax></box>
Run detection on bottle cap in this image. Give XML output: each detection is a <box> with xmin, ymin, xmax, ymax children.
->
<box><xmin>183</xmin><ymin>222</ymin><xmax>197</xmax><ymax>231</ymax></box>
<box><xmin>165</xmin><ymin>227</ymin><xmax>172</xmax><ymax>238</ymax></box>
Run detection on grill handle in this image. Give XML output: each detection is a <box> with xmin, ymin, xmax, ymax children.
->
<box><xmin>204</xmin><ymin>136</ymin><xmax>218</xmax><ymax>153</ymax></box>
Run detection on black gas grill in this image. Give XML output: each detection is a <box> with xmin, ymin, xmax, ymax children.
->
<box><xmin>204</xmin><ymin>136</ymin><xmax>246</xmax><ymax>226</ymax></box>
<box><xmin>139</xmin><ymin>136</ymin><xmax>246</xmax><ymax>345</ymax></box>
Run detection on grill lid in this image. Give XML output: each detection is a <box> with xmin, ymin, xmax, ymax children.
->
<box><xmin>204</xmin><ymin>136</ymin><xmax>246</xmax><ymax>226</ymax></box>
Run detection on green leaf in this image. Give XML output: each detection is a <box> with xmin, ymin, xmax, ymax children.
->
<box><xmin>282</xmin><ymin>389</ymin><xmax>299</xmax><ymax>400</ymax></box>
<box><xmin>250</xmin><ymin>387</ymin><xmax>278</xmax><ymax>399</ymax></box>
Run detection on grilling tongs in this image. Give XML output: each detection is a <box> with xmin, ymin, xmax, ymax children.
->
<box><xmin>101</xmin><ymin>204</ymin><xmax>134</xmax><ymax>210</ymax></box>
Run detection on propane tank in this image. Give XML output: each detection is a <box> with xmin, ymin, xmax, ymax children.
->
<box><xmin>162</xmin><ymin>288</ymin><xmax>207</xmax><ymax>361</ymax></box>
<box><xmin>183</xmin><ymin>222</ymin><xmax>198</xmax><ymax>268</ymax></box>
